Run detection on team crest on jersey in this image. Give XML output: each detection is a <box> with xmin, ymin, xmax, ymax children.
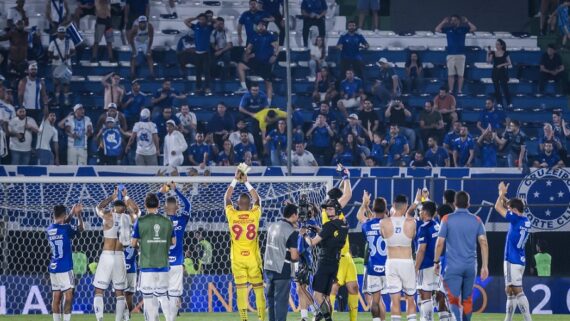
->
<box><xmin>333</xmin><ymin>231</ymin><xmax>339</xmax><ymax>237</ymax></box>
<box><xmin>517</xmin><ymin>168</ymin><xmax>570</xmax><ymax>230</ymax></box>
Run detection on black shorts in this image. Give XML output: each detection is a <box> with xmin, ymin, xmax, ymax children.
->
<box><xmin>79</xmin><ymin>6</ymin><xmax>95</xmax><ymax>18</ymax></box>
<box><xmin>246</xmin><ymin>61</ymin><xmax>274</xmax><ymax>81</ymax></box>
<box><xmin>312</xmin><ymin>262</ymin><xmax>338</xmax><ymax>295</ymax></box>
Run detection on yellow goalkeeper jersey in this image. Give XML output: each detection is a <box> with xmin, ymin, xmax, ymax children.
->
<box><xmin>321</xmin><ymin>209</ymin><xmax>350</xmax><ymax>255</ymax></box>
<box><xmin>225</xmin><ymin>204</ymin><xmax>262</xmax><ymax>263</ymax></box>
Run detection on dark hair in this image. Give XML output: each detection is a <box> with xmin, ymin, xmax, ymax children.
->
<box><xmin>394</xmin><ymin>194</ymin><xmax>408</xmax><ymax>204</ymax></box>
<box><xmin>54</xmin><ymin>205</ymin><xmax>67</xmax><ymax>218</ymax></box>
<box><xmin>250</xmin><ymin>83</ymin><xmax>260</xmax><ymax>88</ymax></box>
<box><xmin>166</xmin><ymin>196</ymin><xmax>178</xmax><ymax>205</ymax></box>
<box><xmin>406</xmin><ymin>51</ymin><xmax>422</xmax><ymax>67</ymax></box>
<box><xmin>421</xmin><ymin>201</ymin><xmax>437</xmax><ymax>217</ymax></box>
<box><xmin>283</xmin><ymin>204</ymin><xmax>298</xmax><ymax>218</ymax></box>
<box><xmin>347</xmin><ymin>20</ymin><xmax>356</xmax><ymax>25</ymax></box>
<box><xmin>429</xmin><ymin>136</ymin><xmax>439</xmax><ymax>144</ymax></box>
<box><xmin>496</xmin><ymin>38</ymin><xmax>507</xmax><ymax>51</ymax></box>
<box><xmin>365</xmin><ymin>156</ymin><xmax>376</xmax><ymax>164</ymax></box>
<box><xmin>373</xmin><ymin>197</ymin><xmax>387</xmax><ymax>213</ymax></box>
<box><xmin>216</xmin><ymin>17</ymin><xmax>225</xmax><ymax>22</ymax></box>
<box><xmin>239</xmin><ymin>193</ymin><xmax>251</xmax><ymax>202</ymax></box>
<box><xmin>536</xmin><ymin>239</ymin><xmax>548</xmax><ymax>252</ymax></box>
<box><xmin>451</xmin><ymin>14</ymin><xmax>461</xmax><ymax>20</ymax></box>
<box><xmin>197</xmin><ymin>13</ymin><xmax>207</xmax><ymax>19</ymax></box>
<box><xmin>444</xmin><ymin>189</ymin><xmax>456</xmax><ymax>204</ymax></box>
<box><xmin>425</xmin><ymin>100</ymin><xmax>433</xmax><ymax>107</ymax></box>
<box><xmin>510</xmin><ymin>120</ymin><xmax>521</xmax><ymax>128</ymax></box>
<box><xmin>145</xmin><ymin>193</ymin><xmax>160</xmax><ymax>209</ymax></box>
<box><xmin>205</xmin><ymin>10</ymin><xmax>214</xmax><ymax>15</ymax></box>
<box><xmin>439</xmin><ymin>86</ymin><xmax>448</xmax><ymax>92</ymax></box>
<box><xmin>327</xmin><ymin>188</ymin><xmax>343</xmax><ymax>200</ymax></box>
<box><xmin>548</xmin><ymin>43</ymin><xmax>557</xmax><ymax>50</ymax></box>
<box><xmin>486</xmin><ymin>96</ymin><xmax>495</xmax><ymax>103</ymax></box>
<box><xmin>415</xmin><ymin>150</ymin><xmax>424</xmax><ymax>156</ymax></box>
<box><xmin>113</xmin><ymin>200</ymin><xmax>126</xmax><ymax>208</ymax></box>
<box><xmin>454</xmin><ymin>191</ymin><xmax>470</xmax><ymax>209</ymax></box>
<box><xmin>239</xmin><ymin>129</ymin><xmax>249</xmax><ymax>135</ymax></box>
<box><xmin>267</xmin><ymin>110</ymin><xmax>277</xmax><ymax>118</ymax></box>
<box><xmin>507</xmin><ymin>198</ymin><xmax>525</xmax><ymax>213</ymax></box>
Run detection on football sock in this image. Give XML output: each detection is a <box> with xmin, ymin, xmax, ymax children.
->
<box><xmin>516</xmin><ymin>293</ymin><xmax>532</xmax><ymax>321</ymax></box>
<box><xmin>143</xmin><ymin>295</ymin><xmax>158</xmax><ymax>321</ymax></box>
<box><xmin>348</xmin><ymin>294</ymin><xmax>359</xmax><ymax>321</ymax></box>
<box><xmin>94</xmin><ymin>295</ymin><xmax>104</xmax><ymax>321</ymax></box>
<box><xmin>253</xmin><ymin>286</ymin><xmax>266</xmax><ymax>321</ymax></box>
<box><xmin>237</xmin><ymin>286</ymin><xmax>248</xmax><ymax>321</ymax></box>
<box><xmin>52</xmin><ymin>314</ymin><xmax>62</xmax><ymax>321</ymax></box>
<box><xmin>157</xmin><ymin>295</ymin><xmax>171</xmax><ymax>321</ymax></box>
<box><xmin>505</xmin><ymin>295</ymin><xmax>516</xmax><ymax>321</ymax></box>
<box><xmin>115</xmin><ymin>296</ymin><xmax>126</xmax><ymax>321</ymax></box>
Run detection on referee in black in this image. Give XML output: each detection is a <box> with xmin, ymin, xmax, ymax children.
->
<box><xmin>264</xmin><ymin>203</ymin><xmax>301</xmax><ymax>321</ymax></box>
<box><xmin>302</xmin><ymin>199</ymin><xmax>349</xmax><ymax>321</ymax></box>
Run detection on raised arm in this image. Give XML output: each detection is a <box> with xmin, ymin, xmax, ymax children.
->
<box><xmin>494</xmin><ymin>181</ymin><xmax>509</xmax><ymax>218</ymax></box>
<box><xmin>97</xmin><ymin>188</ymin><xmax>118</xmax><ymax>217</ymax></box>
<box><xmin>337</xmin><ymin>168</ymin><xmax>352</xmax><ymax>208</ymax></box>
<box><xmin>71</xmin><ymin>204</ymin><xmax>85</xmax><ymax>232</ymax></box>
<box><xmin>225</xmin><ymin>170</ymin><xmax>241</xmax><ymax>207</ymax></box>
<box><xmin>435</xmin><ymin>17</ymin><xmax>449</xmax><ymax>33</ymax></box>
<box><xmin>172</xmin><ymin>182</ymin><xmax>191</xmax><ymax>214</ymax></box>
<box><xmin>243</xmin><ymin>173</ymin><xmax>261</xmax><ymax>206</ymax></box>
<box><xmin>357</xmin><ymin>190</ymin><xmax>371</xmax><ymax>224</ymax></box>
<box><xmin>406</xmin><ymin>189</ymin><xmax>422</xmax><ymax>217</ymax></box>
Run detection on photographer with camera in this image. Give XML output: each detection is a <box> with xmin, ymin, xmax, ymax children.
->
<box><xmin>295</xmin><ymin>195</ymin><xmax>320</xmax><ymax>321</ymax></box>
<box><xmin>8</xmin><ymin>106</ymin><xmax>38</xmax><ymax>165</ymax></box>
<box><xmin>264</xmin><ymin>203</ymin><xmax>300</xmax><ymax>321</ymax></box>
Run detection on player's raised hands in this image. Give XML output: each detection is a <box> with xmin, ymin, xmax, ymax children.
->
<box><xmin>121</xmin><ymin>187</ymin><xmax>128</xmax><ymax>198</ymax></box>
<box><xmin>113</xmin><ymin>186</ymin><xmax>119</xmax><ymax>199</ymax></box>
<box><xmin>362</xmin><ymin>190</ymin><xmax>371</xmax><ymax>206</ymax></box>
<box><xmin>498</xmin><ymin>181</ymin><xmax>509</xmax><ymax>196</ymax></box>
<box><xmin>168</xmin><ymin>181</ymin><xmax>177</xmax><ymax>191</ymax></box>
<box><xmin>415</xmin><ymin>189</ymin><xmax>422</xmax><ymax>203</ymax></box>
<box><xmin>71</xmin><ymin>203</ymin><xmax>83</xmax><ymax>215</ymax></box>
<box><xmin>159</xmin><ymin>183</ymin><xmax>170</xmax><ymax>194</ymax></box>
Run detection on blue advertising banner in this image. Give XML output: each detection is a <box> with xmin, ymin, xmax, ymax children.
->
<box><xmin>1</xmin><ymin>275</ymin><xmax>569</xmax><ymax>315</ymax></box>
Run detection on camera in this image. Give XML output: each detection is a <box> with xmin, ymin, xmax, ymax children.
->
<box><xmin>298</xmin><ymin>194</ymin><xmax>310</xmax><ymax>222</ymax></box>
<box><xmin>18</xmin><ymin>133</ymin><xmax>25</xmax><ymax>143</ymax></box>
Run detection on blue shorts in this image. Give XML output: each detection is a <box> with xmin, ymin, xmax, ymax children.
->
<box><xmin>357</xmin><ymin>0</ymin><xmax>380</xmax><ymax>11</ymax></box>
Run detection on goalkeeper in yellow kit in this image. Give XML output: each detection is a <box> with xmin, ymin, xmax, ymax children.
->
<box><xmin>322</xmin><ymin>166</ymin><xmax>359</xmax><ymax>321</ymax></box>
<box><xmin>224</xmin><ymin>167</ymin><xmax>266</xmax><ymax>321</ymax></box>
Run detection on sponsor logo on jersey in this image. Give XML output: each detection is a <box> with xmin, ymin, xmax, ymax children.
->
<box><xmin>517</xmin><ymin>168</ymin><xmax>570</xmax><ymax>230</ymax></box>
<box><xmin>240</xmin><ymin>250</ymin><xmax>250</xmax><ymax>256</ymax></box>
<box><xmin>48</xmin><ymin>229</ymin><xmax>57</xmax><ymax>236</ymax></box>
<box><xmin>239</xmin><ymin>214</ymin><xmax>249</xmax><ymax>219</ymax></box>
<box><xmin>373</xmin><ymin>265</ymin><xmax>385</xmax><ymax>273</ymax></box>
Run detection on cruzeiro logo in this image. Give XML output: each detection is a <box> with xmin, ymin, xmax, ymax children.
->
<box><xmin>517</xmin><ymin>168</ymin><xmax>570</xmax><ymax>230</ymax></box>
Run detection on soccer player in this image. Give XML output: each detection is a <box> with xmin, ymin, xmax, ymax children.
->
<box><xmin>131</xmin><ymin>193</ymin><xmax>176</xmax><ymax>321</ymax></box>
<box><xmin>224</xmin><ymin>169</ymin><xmax>266</xmax><ymax>321</ymax></box>
<box><xmin>123</xmin><ymin>245</ymin><xmax>137</xmax><ymax>321</ymax></box>
<box><xmin>158</xmin><ymin>182</ymin><xmax>192</xmax><ymax>319</ymax></box>
<box><xmin>414</xmin><ymin>201</ymin><xmax>439</xmax><ymax>321</ymax></box>
<box><xmin>494</xmin><ymin>182</ymin><xmax>532</xmax><ymax>321</ymax></box>
<box><xmin>321</xmin><ymin>166</ymin><xmax>357</xmax><ymax>321</ymax></box>
<box><xmin>357</xmin><ymin>191</ymin><xmax>387</xmax><ymax>321</ymax></box>
<box><xmin>47</xmin><ymin>204</ymin><xmax>84</xmax><ymax>321</ymax></box>
<box><xmin>380</xmin><ymin>194</ymin><xmax>417</xmax><ymax>321</ymax></box>
<box><xmin>93</xmin><ymin>187</ymin><xmax>140</xmax><ymax>321</ymax></box>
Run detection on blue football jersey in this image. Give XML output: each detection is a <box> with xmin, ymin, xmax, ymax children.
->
<box><xmin>417</xmin><ymin>219</ymin><xmax>439</xmax><ymax>270</ymax></box>
<box><xmin>504</xmin><ymin>211</ymin><xmax>531</xmax><ymax>266</ymax></box>
<box><xmin>361</xmin><ymin>217</ymin><xmax>387</xmax><ymax>276</ymax></box>
<box><xmin>124</xmin><ymin>245</ymin><xmax>138</xmax><ymax>273</ymax></box>
<box><xmin>168</xmin><ymin>189</ymin><xmax>191</xmax><ymax>266</ymax></box>
<box><xmin>46</xmin><ymin>222</ymin><xmax>78</xmax><ymax>273</ymax></box>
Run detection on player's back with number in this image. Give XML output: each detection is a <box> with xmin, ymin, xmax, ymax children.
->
<box><xmin>226</xmin><ymin>204</ymin><xmax>261</xmax><ymax>262</ymax></box>
<box><xmin>505</xmin><ymin>211</ymin><xmax>530</xmax><ymax>265</ymax></box>
<box><xmin>362</xmin><ymin>217</ymin><xmax>387</xmax><ymax>275</ymax></box>
<box><xmin>47</xmin><ymin>223</ymin><xmax>77</xmax><ymax>273</ymax></box>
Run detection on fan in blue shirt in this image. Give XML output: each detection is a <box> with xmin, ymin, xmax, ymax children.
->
<box><xmin>414</xmin><ymin>201</ymin><xmax>440</xmax><ymax>321</ymax></box>
<box><xmin>235</xmin><ymin>130</ymin><xmax>258</xmax><ymax>162</ymax></box>
<box><xmin>121</xmin><ymin>80</ymin><xmax>147</xmax><ymax>125</ymax></box>
<box><xmin>331</xmin><ymin>141</ymin><xmax>354</xmax><ymax>166</ymax></box>
<box><xmin>452</xmin><ymin>126</ymin><xmax>474</xmax><ymax>167</ymax></box>
<box><xmin>425</xmin><ymin>137</ymin><xmax>450</xmax><ymax>167</ymax></box>
<box><xmin>534</xmin><ymin>141</ymin><xmax>564</xmax><ymax>168</ymax></box>
<box><xmin>239</xmin><ymin>85</ymin><xmax>269</xmax><ymax>115</ymax></box>
<box><xmin>443</xmin><ymin>121</ymin><xmax>461</xmax><ymax>151</ymax></box>
<box><xmin>477</xmin><ymin>99</ymin><xmax>506</xmax><ymax>132</ymax></box>
<box><xmin>47</xmin><ymin>204</ymin><xmax>84</xmax><ymax>320</ymax></box>
<box><xmin>476</xmin><ymin>130</ymin><xmax>499</xmax><ymax>167</ymax></box>
<box><xmin>436</xmin><ymin>15</ymin><xmax>476</xmax><ymax>55</ymax></box>
<box><xmin>382</xmin><ymin>125</ymin><xmax>410</xmax><ymax>166</ymax></box>
<box><xmin>187</xmin><ymin>15</ymin><xmax>213</xmax><ymax>53</ymax></box>
<box><xmin>238</xmin><ymin>0</ymin><xmax>272</xmax><ymax>45</ymax></box>
<box><xmin>265</xmin><ymin>120</ymin><xmax>287</xmax><ymax>165</ymax></box>
<box><xmin>337</xmin><ymin>22</ymin><xmax>369</xmax><ymax>61</ymax></box>
<box><xmin>188</xmin><ymin>132</ymin><xmax>212</xmax><ymax>166</ymax></box>
<box><xmin>494</xmin><ymin>182</ymin><xmax>533</xmax><ymax>321</ymax></box>
<box><xmin>339</xmin><ymin>72</ymin><xmax>363</xmax><ymax>99</ymax></box>
<box><xmin>151</xmin><ymin>80</ymin><xmax>186</xmax><ymax>110</ymax></box>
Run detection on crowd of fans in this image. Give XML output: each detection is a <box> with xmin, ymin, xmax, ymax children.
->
<box><xmin>0</xmin><ymin>0</ymin><xmax>568</xmax><ymax>169</ymax></box>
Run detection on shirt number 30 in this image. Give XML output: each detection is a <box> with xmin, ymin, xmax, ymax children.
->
<box><xmin>232</xmin><ymin>224</ymin><xmax>257</xmax><ymax>240</ymax></box>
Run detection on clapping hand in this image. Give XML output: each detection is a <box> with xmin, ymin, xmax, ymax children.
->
<box><xmin>498</xmin><ymin>181</ymin><xmax>509</xmax><ymax>196</ymax></box>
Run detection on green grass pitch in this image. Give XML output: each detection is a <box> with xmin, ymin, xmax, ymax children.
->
<box><xmin>1</xmin><ymin>312</ymin><xmax>562</xmax><ymax>320</ymax></box>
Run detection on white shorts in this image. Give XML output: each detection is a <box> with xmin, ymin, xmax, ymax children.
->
<box><xmin>338</xmin><ymin>97</ymin><xmax>361</xmax><ymax>109</ymax></box>
<box><xmin>436</xmin><ymin>274</ymin><xmax>446</xmax><ymax>293</ymax></box>
<box><xmin>125</xmin><ymin>272</ymin><xmax>137</xmax><ymax>293</ymax></box>
<box><xmin>504</xmin><ymin>261</ymin><xmax>525</xmax><ymax>287</ymax></box>
<box><xmin>385</xmin><ymin>258</ymin><xmax>416</xmax><ymax>296</ymax></box>
<box><xmin>138</xmin><ymin>271</ymin><xmax>169</xmax><ymax>296</ymax></box>
<box><xmin>446</xmin><ymin>54</ymin><xmax>466</xmax><ymax>77</ymax></box>
<box><xmin>168</xmin><ymin>265</ymin><xmax>184</xmax><ymax>297</ymax></box>
<box><xmin>93</xmin><ymin>251</ymin><xmax>127</xmax><ymax>291</ymax></box>
<box><xmin>417</xmin><ymin>267</ymin><xmax>438</xmax><ymax>292</ymax></box>
<box><xmin>363</xmin><ymin>272</ymin><xmax>387</xmax><ymax>294</ymax></box>
<box><xmin>134</xmin><ymin>41</ymin><xmax>149</xmax><ymax>55</ymax></box>
<box><xmin>50</xmin><ymin>271</ymin><xmax>75</xmax><ymax>292</ymax></box>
